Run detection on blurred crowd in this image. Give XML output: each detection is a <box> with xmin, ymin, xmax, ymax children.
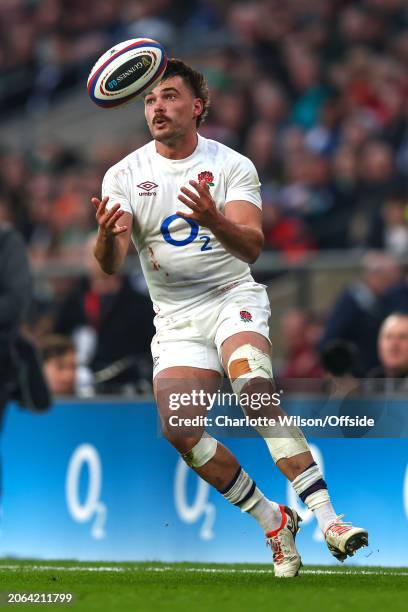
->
<box><xmin>0</xmin><ymin>0</ymin><xmax>407</xmax><ymax>394</ymax></box>
<box><xmin>33</xmin><ymin>248</ymin><xmax>408</xmax><ymax>396</ymax></box>
<box><xmin>1</xmin><ymin>0</ymin><xmax>407</xmax><ymax>257</ymax></box>
<box><xmin>279</xmin><ymin>251</ymin><xmax>408</xmax><ymax>386</ymax></box>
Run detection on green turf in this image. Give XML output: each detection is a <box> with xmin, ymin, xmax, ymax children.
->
<box><xmin>0</xmin><ymin>560</ymin><xmax>406</xmax><ymax>612</ymax></box>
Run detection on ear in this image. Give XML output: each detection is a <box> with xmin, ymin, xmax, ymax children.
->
<box><xmin>193</xmin><ymin>98</ymin><xmax>203</xmax><ymax>120</ymax></box>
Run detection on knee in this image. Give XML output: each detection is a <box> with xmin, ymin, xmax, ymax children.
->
<box><xmin>240</xmin><ymin>376</ymin><xmax>276</xmax><ymax>395</ymax></box>
<box><xmin>163</xmin><ymin>432</ymin><xmax>218</xmax><ymax>467</ymax></box>
<box><xmin>228</xmin><ymin>344</ymin><xmax>276</xmax><ymax>408</ymax></box>
<box><xmin>227</xmin><ymin>343</ymin><xmax>274</xmax><ymax>399</ymax></box>
<box><xmin>181</xmin><ymin>434</ymin><xmax>218</xmax><ymax>467</ymax></box>
<box><xmin>164</xmin><ymin>432</ymin><xmax>218</xmax><ymax>468</ymax></box>
<box><xmin>163</xmin><ymin>431</ymin><xmax>202</xmax><ymax>455</ymax></box>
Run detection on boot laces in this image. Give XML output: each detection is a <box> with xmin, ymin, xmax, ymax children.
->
<box><xmin>267</xmin><ymin>532</ymin><xmax>291</xmax><ymax>565</ymax></box>
<box><xmin>327</xmin><ymin>514</ymin><xmax>353</xmax><ymax>536</ymax></box>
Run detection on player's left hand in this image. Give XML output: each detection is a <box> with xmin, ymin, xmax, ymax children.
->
<box><xmin>177</xmin><ymin>180</ymin><xmax>220</xmax><ymax>229</ymax></box>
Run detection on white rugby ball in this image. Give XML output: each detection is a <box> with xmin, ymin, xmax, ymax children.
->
<box><xmin>87</xmin><ymin>38</ymin><xmax>167</xmax><ymax>108</ymax></box>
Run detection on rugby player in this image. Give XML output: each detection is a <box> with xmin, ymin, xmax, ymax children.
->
<box><xmin>91</xmin><ymin>59</ymin><xmax>368</xmax><ymax>577</ymax></box>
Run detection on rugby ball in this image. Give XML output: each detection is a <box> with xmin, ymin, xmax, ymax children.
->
<box><xmin>87</xmin><ymin>38</ymin><xmax>167</xmax><ymax>109</ymax></box>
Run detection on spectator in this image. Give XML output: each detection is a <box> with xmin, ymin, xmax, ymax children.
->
<box><xmin>53</xmin><ymin>234</ymin><xmax>155</xmax><ymax>394</ymax></box>
<box><xmin>279</xmin><ymin>150</ymin><xmax>341</xmax><ymax>249</ymax></box>
<box><xmin>362</xmin><ymin>313</ymin><xmax>408</xmax><ymax>435</ymax></box>
<box><xmin>279</xmin><ymin>308</ymin><xmax>324</xmax><ymax>382</ymax></box>
<box><xmin>363</xmin><ymin>313</ymin><xmax>408</xmax><ymax>433</ymax></box>
<box><xmin>351</xmin><ymin>140</ymin><xmax>405</xmax><ymax>245</ymax></box>
<box><xmin>329</xmin><ymin>146</ymin><xmax>360</xmax><ymax>248</ymax></box>
<box><xmin>382</xmin><ymin>275</ymin><xmax>408</xmax><ymax>317</ymax></box>
<box><xmin>368</xmin><ymin>189</ymin><xmax>408</xmax><ymax>257</ymax></box>
<box><xmin>41</xmin><ymin>334</ymin><xmax>77</xmax><ymax>396</ymax></box>
<box><xmin>320</xmin><ymin>251</ymin><xmax>402</xmax><ymax>375</ymax></box>
<box><xmin>0</xmin><ymin>220</ymin><xmax>51</xmax><ymax>498</ymax></box>
<box><xmin>374</xmin><ymin>313</ymin><xmax>408</xmax><ymax>384</ymax></box>
<box><xmin>262</xmin><ymin>186</ymin><xmax>316</xmax><ymax>261</ymax></box>
<box><xmin>0</xmin><ymin>221</ymin><xmax>32</xmax><ymax>431</ymax></box>
<box><xmin>244</xmin><ymin>121</ymin><xmax>280</xmax><ymax>183</ymax></box>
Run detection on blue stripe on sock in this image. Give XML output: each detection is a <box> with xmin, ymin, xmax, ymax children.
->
<box><xmin>299</xmin><ymin>479</ymin><xmax>328</xmax><ymax>502</ymax></box>
<box><xmin>237</xmin><ymin>481</ymin><xmax>256</xmax><ymax>507</ymax></box>
<box><xmin>302</xmin><ymin>461</ymin><xmax>317</xmax><ymax>472</ymax></box>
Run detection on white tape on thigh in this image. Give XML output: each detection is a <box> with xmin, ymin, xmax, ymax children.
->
<box><xmin>182</xmin><ymin>433</ymin><xmax>218</xmax><ymax>467</ymax></box>
<box><xmin>227</xmin><ymin>344</ymin><xmax>273</xmax><ymax>398</ymax></box>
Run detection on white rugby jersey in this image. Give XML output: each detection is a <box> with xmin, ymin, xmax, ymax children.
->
<box><xmin>102</xmin><ymin>134</ymin><xmax>262</xmax><ymax>315</ymax></box>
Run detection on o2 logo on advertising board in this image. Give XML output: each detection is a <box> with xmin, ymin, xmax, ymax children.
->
<box><xmin>174</xmin><ymin>458</ymin><xmax>215</xmax><ymax>540</ymax></box>
<box><xmin>65</xmin><ymin>444</ymin><xmax>107</xmax><ymax>539</ymax></box>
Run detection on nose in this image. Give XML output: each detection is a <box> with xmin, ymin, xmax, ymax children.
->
<box><xmin>153</xmin><ymin>97</ymin><xmax>165</xmax><ymax>114</ymax></box>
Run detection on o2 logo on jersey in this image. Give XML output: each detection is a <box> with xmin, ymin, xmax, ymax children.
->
<box><xmin>160</xmin><ymin>214</ymin><xmax>212</xmax><ymax>251</ymax></box>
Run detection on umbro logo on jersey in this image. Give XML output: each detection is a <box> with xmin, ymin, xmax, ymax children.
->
<box><xmin>138</xmin><ymin>181</ymin><xmax>158</xmax><ymax>196</ymax></box>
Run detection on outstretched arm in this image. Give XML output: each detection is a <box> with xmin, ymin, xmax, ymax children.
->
<box><xmin>91</xmin><ymin>196</ymin><xmax>133</xmax><ymax>274</ymax></box>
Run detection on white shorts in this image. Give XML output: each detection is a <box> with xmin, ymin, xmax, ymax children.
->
<box><xmin>151</xmin><ymin>280</ymin><xmax>271</xmax><ymax>378</ymax></box>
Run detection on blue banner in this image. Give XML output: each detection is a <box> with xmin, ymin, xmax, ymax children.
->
<box><xmin>1</xmin><ymin>401</ymin><xmax>407</xmax><ymax>566</ymax></box>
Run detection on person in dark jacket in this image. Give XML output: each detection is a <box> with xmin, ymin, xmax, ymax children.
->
<box><xmin>320</xmin><ymin>251</ymin><xmax>401</xmax><ymax>375</ymax></box>
<box><xmin>382</xmin><ymin>279</ymin><xmax>408</xmax><ymax>316</ymax></box>
<box><xmin>0</xmin><ymin>223</ymin><xmax>32</xmax><ymax>423</ymax></box>
<box><xmin>0</xmin><ymin>222</ymin><xmax>33</xmax><ymax>498</ymax></box>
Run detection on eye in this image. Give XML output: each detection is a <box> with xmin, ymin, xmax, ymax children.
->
<box><xmin>145</xmin><ymin>97</ymin><xmax>154</xmax><ymax>105</ymax></box>
<box><xmin>166</xmin><ymin>93</ymin><xmax>176</xmax><ymax>100</ymax></box>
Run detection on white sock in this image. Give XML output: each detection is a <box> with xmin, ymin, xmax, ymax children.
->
<box><xmin>248</xmin><ymin>497</ymin><xmax>283</xmax><ymax>533</ymax></box>
<box><xmin>221</xmin><ymin>467</ymin><xmax>282</xmax><ymax>533</ymax></box>
<box><xmin>292</xmin><ymin>462</ymin><xmax>338</xmax><ymax>533</ymax></box>
<box><xmin>307</xmin><ymin>496</ymin><xmax>338</xmax><ymax>533</ymax></box>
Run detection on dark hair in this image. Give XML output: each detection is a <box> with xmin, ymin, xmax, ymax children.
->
<box><xmin>161</xmin><ymin>58</ymin><xmax>210</xmax><ymax>127</ymax></box>
<box><xmin>41</xmin><ymin>335</ymin><xmax>75</xmax><ymax>362</ymax></box>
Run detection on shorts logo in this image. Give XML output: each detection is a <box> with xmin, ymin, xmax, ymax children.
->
<box><xmin>240</xmin><ymin>310</ymin><xmax>252</xmax><ymax>323</ymax></box>
<box><xmin>198</xmin><ymin>171</ymin><xmax>214</xmax><ymax>186</ymax></box>
<box><xmin>138</xmin><ymin>181</ymin><xmax>158</xmax><ymax>196</ymax></box>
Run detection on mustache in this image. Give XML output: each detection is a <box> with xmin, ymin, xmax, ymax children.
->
<box><xmin>153</xmin><ymin>115</ymin><xmax>171</xmax><ymax>124</ymax></box>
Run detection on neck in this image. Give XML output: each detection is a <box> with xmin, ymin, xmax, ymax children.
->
<box><xmin>155</xmin><ymin>131</ymin><xmax>198</xmax><ymax>160</ymax></box>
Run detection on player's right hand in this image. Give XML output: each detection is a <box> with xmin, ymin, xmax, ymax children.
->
<box><xmin>91</xmin><ymin>196</ymin><xmax>128</xmax><ymax>237</ymax></box>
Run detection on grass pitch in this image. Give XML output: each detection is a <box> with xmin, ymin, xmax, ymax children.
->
<box><xmin>0</xmin><ymin>560</ymin><xmax>406</xmax><ymax>612</ymax></box>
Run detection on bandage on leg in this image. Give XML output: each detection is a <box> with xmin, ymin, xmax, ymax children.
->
<box><xmin>227</xmin><ymin>343</ymin><xmax>310</xmax><ymax>463</ymax></box>
<box><xmin>228</xmin><ymin>344</ymin><xmax>273</xmax><ymax>398</ymax></box>
<box><xmin>181</xmin><ymin>432</ymin><xmax>218</xmax><ymax>467</ymax></box>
